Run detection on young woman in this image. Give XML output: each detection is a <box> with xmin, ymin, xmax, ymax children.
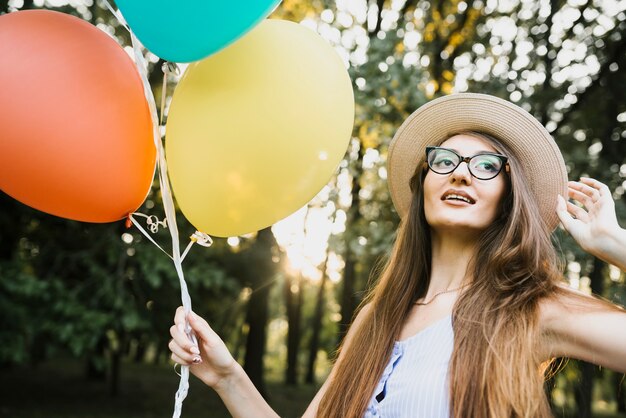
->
<box><xmin>168</xmin><ymin>93</ymin><xmax>626</xmax><ymax>418</ymax></box>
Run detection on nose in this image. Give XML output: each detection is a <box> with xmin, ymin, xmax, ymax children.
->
<box><xmin>450</xmin><ymin>161</ymin><xmax>472</xmax><ymax>185</ymax></box>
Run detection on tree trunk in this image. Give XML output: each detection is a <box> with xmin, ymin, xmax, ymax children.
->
<box><xmin>134</xmin><ymin>337</ymin><xmax>147</xmax><ymax>363</ymax></box>
<box><xmin>285</xmin><ymin>273</ymin><xmax>303</xmax><ymax>385</ymax></box>
<box><xmin>109</xmin><ymin>345</ymin><xmax>122</xmax><ymax>397</ymax></box>
<box><xmin>614</xmin><ymin>371</ymin><xmax>625</xmax><ymax>412</ymax></box>
<box><xmin>243</xmin><ymin>280</ymin><xmax>271</xmax><ymax>397</ymax></box>
<box><xmin>574</xmin><ymin>361</ymin><xmax>594</xmax><ymax>418</ymax></box>
<box><xmin>242</xmin><ymin>227</ymin><xmax>276</xmax><ymax>399</ymax></box>
<box><xmin>339</xmin><ymin>250</ymin><xmax>356</xmax><ymax>341</ymax></box>
<box><xmin>306</xmin><ymin>257</ymin><xmax>329</xmax><ymax>384</ymax></box>
<box><xmin>85</xmin><ymin>335</ymin><xmax>107</xmax><ymax>381</ymax></box>
<box><xmin>339</xmin><ymin>142</ymin><xmax>365</xmax><ymax>343</ymax></box>
<box><xmin>575</xmin><ymin>257</ymin><xmax>605</xmax><ymax>416</ymax></box>
<box><xmin>538</xmin><ymin>0</ymin><xmax>558</xmax><ymax>126</ymax></box>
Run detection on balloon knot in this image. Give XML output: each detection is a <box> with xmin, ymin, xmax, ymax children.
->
<box><xmin>190</xmin><ymin>231</ymin><xmax>212</xmax><ymax>247</ymax></box>
<box><xmin>162</xmin><ymin>61</ymin><xmax>180</xmax><ymax>77</ymax></box>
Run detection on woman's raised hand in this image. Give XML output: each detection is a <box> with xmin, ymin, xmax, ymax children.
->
<box><xmin>557</xmin><ymin>177</ymin><xmax>626</xmax><ymax>271</ymax></box>
<box><xmin>169</xmin><ymin>307</ymin><xmax>237</xmax><ymax>389</ymax></box>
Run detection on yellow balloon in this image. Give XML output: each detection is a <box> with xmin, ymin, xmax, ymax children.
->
<box><xmin>166</xmin><ymin>19</ymin><xmax>354</xmax><ymax>237</ymax></box>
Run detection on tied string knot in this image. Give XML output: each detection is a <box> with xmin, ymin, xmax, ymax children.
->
<box><xmin>181</xmin><ymin>231</ymin><xmax>213</xmax><ymax>261</ymax></box>
<box><xmin>128</xmin><ymin>213</ymin><xmax>171</xmax><ymax>260</ymax></box>
<box><xmin>162</xmin><ymin>61</ymin><xmax>180</xmax><ymax>77</ymax></box>
<box><xmin>132</xmin><ymin>212</ymin><xmax>167</xmax><ymax>233</ymax></box>
<box><xmin>190</xmin><ymin>231</ymin><xmax>212</xmax><ymax>247</ymax></box>
<box><xmin>146</xmin><ymin>215</ymin><xmax>167</xmax><ymax>233</ymax></box>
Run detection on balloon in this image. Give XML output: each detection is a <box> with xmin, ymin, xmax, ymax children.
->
<box><xmin>115</xmin><ymin>0</ymin><xmax>281</xmax><ymax>63</ymax></box>
<box><xmin>166</xmin><ymin>19</ymin><xmax>354</xmax><ymax>237</ymax></box>
<box><xmin>0</xmin><ymin>10</ymin><xmax>155</xmax><ymax>223</ymax></box>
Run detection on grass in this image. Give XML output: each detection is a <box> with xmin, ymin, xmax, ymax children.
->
<box><xmin>0</xmin><ymin>358</ymin><xmax>624</xmax><ymax>417</ymax></box>
<box><xmin>0</xmin><ymin>358</ymin><xmax>318</xmax><ymax>418</ymax></box>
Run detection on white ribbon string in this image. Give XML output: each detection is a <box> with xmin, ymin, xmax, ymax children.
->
<box><xmin>101</xmin><ymin>2</ymin><xmax>199</xmax><ymax>416</ymax></box>
<box><xmin>101</xmin><ymin>0</ymin><xmax>129</xmax><ymax>32</ymax></box>
<box><xmin>129</xmin><ymin>32</ymin><xmax>197</xmax><ymax>418</ymax></box>
<box><xmin>128</xmin><ymin>213</ymin><xmax>172</xmax><ymax>260</ymax></box>
<box><xmin>160</xmin><ymin>62</ymin><xmax>180</xmax><ymax>125</ymax></box>
<box><xmin>181</xmin><ymin>231</ymin><xmax>213</xmax><ymax>262</ymax></box>
<box><xmin>133</xmin><ymin>212</ymin><xmax>168</xmax><ymax>233</ymax></box>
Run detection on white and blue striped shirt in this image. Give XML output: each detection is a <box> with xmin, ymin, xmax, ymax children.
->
<box><xmin>364</xmin><ymin>313</ymin><xmax>454</xmax><ymax>418</ymax></box>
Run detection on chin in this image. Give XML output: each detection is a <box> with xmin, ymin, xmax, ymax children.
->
<box><xmin>428</xmin><ymin>218</ymin><xmax>490</xmax><ymax>234</ymax></box>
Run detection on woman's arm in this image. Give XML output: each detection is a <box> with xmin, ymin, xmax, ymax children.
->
<box><xmin>539</xmin><ymin>288</ymin><xmax>626</xmax><ymax>373</ymax></box>
<box><xmin>169</xmin><ymin>308</ymin><xmax>279</xmax><ymax>418</ymax></box>
<box><xmin>556</xmin><ymin>177</ymin><xmax>626</xmax><ymax>271</ymax></box>
<box><xmin>169</xmin><ymin>303</ymin><xmax>372</xmax><ymax>418</ymax></box>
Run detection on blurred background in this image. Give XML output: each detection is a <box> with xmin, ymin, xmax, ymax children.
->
<box><xmin>0</xmin><ymin>0</ymin><xmax>625</xmax><ymax>417</ymax></box>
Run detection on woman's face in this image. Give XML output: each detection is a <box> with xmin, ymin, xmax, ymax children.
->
<box><xmin>423</xmin><ymin>134</ymin><xmax>508</xmax><ymax>236</ymax></box>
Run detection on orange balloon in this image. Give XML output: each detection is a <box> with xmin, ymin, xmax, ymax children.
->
<box><xmin>0</xmin><ymin>10</ymin><xmax>155</xmax><ymax>223</ymax></box>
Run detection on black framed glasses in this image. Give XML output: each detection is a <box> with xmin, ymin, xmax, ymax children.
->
<box><xmin>425</xmin><ymin>146</ymin><xmax>509</xmax><ymax>180</ymax></box>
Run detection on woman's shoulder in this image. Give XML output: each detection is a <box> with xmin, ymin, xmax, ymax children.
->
<box><xmin>536</xmin><ymin>283</ymin><xmax>598</xmax><ymax>361</ymax></box>
<box><xmin>537</xmin><ymin>282</ymin><xmax>604</xmax><ymax>335</ymax></box>
<box><xmin>537</xmin><ymin>283</ymin><xmax>626</xmax><ymax>371</ymax></box>
<box><xmin>537</xmin><ymin>282</ymin><xmax>615</xmax><ymax>323</ymax></box>
<box><xmin>538</xmin><ymin>283</ymin><xmax>585</xmax><ymax>322</ymax></box>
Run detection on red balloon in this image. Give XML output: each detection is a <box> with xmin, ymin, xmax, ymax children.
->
<box><xmin>0</xmin><ymin>10</ymin><xmax>155</xmax><ymax>223</ymax></box>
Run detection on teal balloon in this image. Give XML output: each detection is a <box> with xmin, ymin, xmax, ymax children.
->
<box><xmin>115</xmin><ymin>1</ymin><xmax>281</xmax><ymax>63</ymax></box>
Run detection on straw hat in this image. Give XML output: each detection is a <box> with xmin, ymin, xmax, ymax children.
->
<box><xmin>387</xmin><ymin>93</ymin><xmax>568</xmax><ymax>231</ymax></box>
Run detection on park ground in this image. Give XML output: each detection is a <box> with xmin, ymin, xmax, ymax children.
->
<box><xmin>0</xmin><ymin>358</ymin><xmax>623</xmax><ymax>418</ymax></box>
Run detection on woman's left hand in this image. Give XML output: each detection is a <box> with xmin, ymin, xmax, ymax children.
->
<box><xmin>556</xmin><ymin>177</ymin><xmax>626</xmax><ymax>271</ymax></box>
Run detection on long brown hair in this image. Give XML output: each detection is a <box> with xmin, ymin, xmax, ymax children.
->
<box><xmin>317</xmin><ymin>131</ymin><xmax>623</xmax><ymax>418</ymax></box>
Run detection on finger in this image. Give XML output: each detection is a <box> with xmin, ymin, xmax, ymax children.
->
<box><xmin>568</xmin><ymin>181</ymin><xmax>600</xmax><ymax>202</ymax></box>
<box><xmin>568</xmin><ymin>188</ymin><xmax>594</xmax><ymax>210</ymax></box>
<box><xmin>579</xmin><ymin>177</ymin><xmax>611</xmax><ymax>197</ymax></box>
<box><xmin>174</xmin><ymin>306</ymin><xmax>187</xmax><ymax>328</ymax></box>
<box><xmin>169</xmin><ymin>324</ymin><xmax>198</xmax><ymax>353</ymax></box>
<box><xmin>188</xmin><ymin>311</ymin><xmax>221</xmax><ymax>346</ymax></box>
<box><xmin>174</xmin><ymin>306</ymin><xmax>195</xmax><ymax>341</ymax></box>
<box><xmin>556</xmin><ymin>195</ymin><xmax>574</xmax><ymax>226</ymax></box>
<box><xmin>556</xmin><ymin>194</ymin><xmax>568</xmax><ymax>213</ymax></box>
<box><xmin>566</xmin><ymin>201</ymin><xmax>589</xmax><ymax>222</ymax></box>
<box><xmin>169</xmin><ymin>338</ymin><xmax>202</xmax><ymax>364</ymax></box>
<box><xmin>171</xmin><ymin>352</ymin><xmax>191</xmax><ymax>366</ymax></box>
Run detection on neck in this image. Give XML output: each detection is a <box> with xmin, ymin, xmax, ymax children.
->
<box><xmin>425</xmin><ymin>229</ymin><xmax>477</xmax><ymax>299</ymax></box>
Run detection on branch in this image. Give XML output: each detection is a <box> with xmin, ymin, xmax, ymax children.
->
<box><xmin>539</xmin><ymin>0</ymin><xmax>559</xmax><ymax>126</ymax></box>
<box><xmin>399</xmin><ymin>0</ymin><xmax>416</xmax><ymax>22</ymax></box>
<box><xmin>371</xmin><ymin>0</ymin><xmax>385</xmax><ymax>34</ymax></box>
<box><xmin>555</xmin><ymin>28</ymin><xmax>626</xmax><ymax>132</ymax></box>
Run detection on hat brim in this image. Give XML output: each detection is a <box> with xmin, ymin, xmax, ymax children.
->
<box><xmin>387</xmin><ymin>93</ymin><xmax>568</xmax><ymax>231</ymax></box>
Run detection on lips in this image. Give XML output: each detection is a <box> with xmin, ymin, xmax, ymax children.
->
<box><xmin>441</xmin><ymin>189</ymin><xmax>476</xmax><ymax>204</ymax></box>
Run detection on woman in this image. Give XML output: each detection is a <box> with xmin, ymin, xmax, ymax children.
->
<box><xmin>168</xmin><ymin>93</ymin><xmax>626</xmax><ymax>418</ymax></box>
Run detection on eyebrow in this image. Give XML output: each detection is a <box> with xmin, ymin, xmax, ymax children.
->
<box><xmin>445</xmin><ymin>147</ymin><xmax>496</xmax><ymax>154</ymax></box>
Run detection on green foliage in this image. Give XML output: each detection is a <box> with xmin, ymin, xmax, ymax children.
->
<box><xmin>1</xmin><ymin>0</ymin><xmax>626</xmax><ymax>415</ymax></box>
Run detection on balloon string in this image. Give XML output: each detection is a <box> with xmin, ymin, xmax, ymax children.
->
<box><xmin>107</xmin><ymin>6</ymin><xmax>197</xmax><ymax>415</ymax></box>
<box><xmin>128</xmin><ymin>213</ymin><xmax>172</xmax><ymax>260</ymax></box>
<box><xmin>132</xmin><ymin>212</ymin><xmax>168</xmax><ymax>233</ymax></box>
<box><xmin>159</xmin><ymin>62</ymin><xmax>179</xmax><ymax>125</ymax></box>
<box><xmin>160</xmin><ymin>71</ymin><xmax>167</xmax><ymax>126</ymax></box>
<box><xmin>103</xmin><ymin>4</ymin><xmax>209</xmax><ymax>416</ymax></box>
<box><xmin>180</xmin><ymin>231</ymin><xmax>213</xmax><ymax>262</ymax></box>
<box><xmin>128</xmin><ymin>31</ymin><xmax>197</xmax><ymax>418</ymax></box>
<box><xmin>101</xmin><ymin>0</ymin><xmax>129</xmax><ymax>32</ymax></box>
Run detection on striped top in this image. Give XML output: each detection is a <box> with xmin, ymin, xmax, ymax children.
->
<box><xmin>364</xmin><ymin>313</ymin><xmax>454</xmax><ymax>418</ymax></box>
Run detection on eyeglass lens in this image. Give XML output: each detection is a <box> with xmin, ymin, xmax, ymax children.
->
<box><xmin>427</xmin><ymin>148</ymin><xmax>503</xmax><ymax>179</ymax></box>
